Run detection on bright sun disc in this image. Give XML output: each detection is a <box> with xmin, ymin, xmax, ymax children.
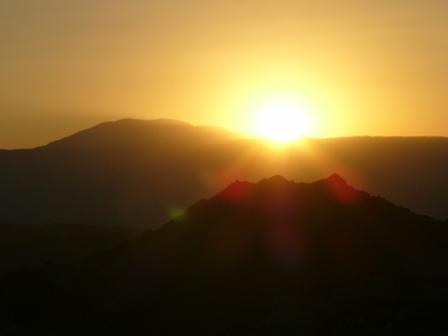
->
<box><xmin>250</xmin><ymin>95</ymin><xmax>314</xmax><ymax>143</ymax></box>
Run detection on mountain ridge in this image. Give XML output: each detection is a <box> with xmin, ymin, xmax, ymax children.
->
<box><xmin>3</xmin><ymin>118</ymin><xmax>448</xmax><ymax>152</ymax></box>
<box><xmin>42</xmin><ymin>118</ymin><xmax>237</xmax><ymax>150</ymax></box>
<box><xmin>1</xmin><ymin>118</ymin><xmax>448</xmax><ymax>230</ymax></box>
<box><xmin>2</xmin><ymin>175</ymin><xmax>448</xmax><ymax>335</ymax></box>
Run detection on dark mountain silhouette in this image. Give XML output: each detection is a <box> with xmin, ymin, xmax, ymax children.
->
<box><xmin>1</xmin><ymin>119</ymin><xmax>448</xmax><ymax>232</ymax></box>
<box><xmin>2</xmin><ymin>176</ymin><xmax>448</xmax><ymax>335</ymax></box>
<box><xmin>0</xmin><ymin>224</ymin><xmax>139</xmax><ymax>274</ymax></box>
<box><xmin>0</xmin><ymin>119</ymin><xmax>241</xmax><ymax>228</ymax></box>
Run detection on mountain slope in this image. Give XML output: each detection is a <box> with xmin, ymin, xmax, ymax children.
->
<box><xmin>0</xmin><ymin>224</ymin><xmax>139</xmax><ymax>274</ymax></box>
<box><xmin>1</xmin><ymin>119</ymin><xmax>448</xmax><ymax>230</ymax></box>
<box><xmin>3</xmin><ymin>176</ymin><xmax>448</xmax><ymax>335</ymax></box>
<box><xmin>44</xmin><ymin>118</ymin><xmax>235</xmax><ymax>149</ymax></box>
<box><xmin>0</xmin><ymin>119</ymin><xmax>242</xmax><ymax>228</ymax></box>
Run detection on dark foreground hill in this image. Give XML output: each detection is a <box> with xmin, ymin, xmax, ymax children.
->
<box><xmin>0</xmin><ymin>224</ymin><xmax>139</xmax><ymax>274</ymax></box>
<box><xmin>2</xmin><ymin>176</ymin><xmax>448</xmax><ymax>335</ymax></box>
<box><xmin>1</xmin><ymin>119</ymin><xmax>448</xmax><ymax>231</ymax></box>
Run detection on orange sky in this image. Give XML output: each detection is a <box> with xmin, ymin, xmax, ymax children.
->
<box><xmin>1</xmin><ymin>0</ymin><xmax>448</xmax><ymax>148</ymax></box>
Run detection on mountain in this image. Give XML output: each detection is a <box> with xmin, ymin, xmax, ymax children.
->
<box><xmin>0</xmin><ymin>119</ymin><xmax>242</xmax><ymax>228</ymax></box>
<box><xmin>0</xmin><ymin>224</ymin><xmax>139</xmax><ymax>274</ymax></box>
<box><xmin>1</xmin><ymin>119</ymin><xmax>448</xmax><ymax>230</ymax></box>
<box><xmin>44</xmin><ymin>118</ymin><xmax>235</xmax><ymax>149</ymax></box>
<box><xmin>2</xmin><ymin>176</ymin><xmax>448</xmax><ymax>335</ymax></box>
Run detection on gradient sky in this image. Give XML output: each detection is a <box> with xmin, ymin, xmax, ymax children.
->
<box><xmin>1</xmin><ymin>0</ymin><xmax>448</xmax><ymax>148</ymax></box>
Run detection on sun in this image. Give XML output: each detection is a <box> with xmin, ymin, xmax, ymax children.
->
<box><xmin>249</xmin><ymin>95</ymin><xmax>314</xmax><ymax>143</ymax></box>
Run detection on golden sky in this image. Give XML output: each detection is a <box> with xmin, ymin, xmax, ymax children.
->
<box><xmin>1</xmin><ymin>0</ymin><xmax>448</xmax><ymax>148</ymax></box>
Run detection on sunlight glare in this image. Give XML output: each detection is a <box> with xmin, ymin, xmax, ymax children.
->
<box><xmin>250</xmin><ymin>95</ymin><xmax>314</xmax><ymax>143</ymax></box>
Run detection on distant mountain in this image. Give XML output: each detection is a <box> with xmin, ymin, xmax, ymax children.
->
<box><xmin>0</xmin><ymin>119</ymin><xmax>242</xmax><ymax>228</ymax></box>
<box><xmin>44</xmin><ymin>118</ymin><xmax>235</xmax><ymax>149</ymax></box>
<box><xmin>1</xmin><ymin>119</ymin><xmax>448</xmax><ymax>230</ymax></box>
<box><xmin>2</xmin><ymin>176</ymin><xmax>448</xmax><ymax>335</ymax></box>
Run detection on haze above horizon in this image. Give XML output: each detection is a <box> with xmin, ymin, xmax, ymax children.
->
<box><xmin>1</xmin><ymin>0</ymin><xmax>448</xmax><ymax>148</ymax></box>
